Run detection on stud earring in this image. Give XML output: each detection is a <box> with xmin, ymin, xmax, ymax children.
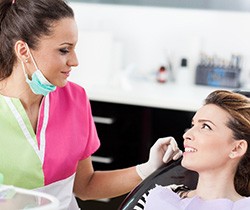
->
<box><xmin>25</xmin><ymin>59</ymin><xmax>28</xmax><ymax>63</ymax></box>
<box><xmin>229</xmin><ymin>153</ymin><xmax>234</xmax><ymax>158</ymax></box>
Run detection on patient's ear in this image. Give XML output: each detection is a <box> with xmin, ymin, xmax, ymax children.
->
<box><xmin>230</xmin><ymin>140</ymin><xmax>248</xmax><ymax>159</ymax></box>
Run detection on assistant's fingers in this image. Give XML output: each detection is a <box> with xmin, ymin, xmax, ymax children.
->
<box><xmin>152</xmin><ymin>137</ymin><xmax>172</xmax><ymax>151</ymax></box>
<box><xmin>173</xmin><ymin>150</ymin><xmax>183</xmax><ymax>160</ymax></box>
<box><xmin>169</xmin><ymin>137</ymin><xmax>178</xmax><ymax>151</ymax></box>
<box><xmin>162</xmin><ymin>145</ymin><xmax>175</xmax><ymax>163</ymax></box>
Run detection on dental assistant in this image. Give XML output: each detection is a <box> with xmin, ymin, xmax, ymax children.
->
<box><xmin>0</xmin><ymin>0</ymin><xmax>182</xmax><ymax>209</ymax></box>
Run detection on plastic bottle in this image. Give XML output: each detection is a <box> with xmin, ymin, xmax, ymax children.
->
<box><xmin>176</xmin><ymin>58</ymin><xmax>192</xmax><ymax>86</ymax></box>
<box><xmin>157</xmin><ymin>66</ymin><xmax>167</xmax><ymax>83</ymax></box>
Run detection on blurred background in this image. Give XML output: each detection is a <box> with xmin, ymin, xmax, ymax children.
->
<box><xmin>69</xmin><ymin>0</ymin><xmax>250</xmax><ymax>89</ymax></box>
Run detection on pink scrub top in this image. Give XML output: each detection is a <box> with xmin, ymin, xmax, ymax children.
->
<box><xmin>0</xmin><ymin>81</ymin><xmax>100</xmax><ymax>209</ymax></box>
<box><xmin>144</xmin><ymin>185</ymin><xmax>250</xmax><ymax>210</ymax></box>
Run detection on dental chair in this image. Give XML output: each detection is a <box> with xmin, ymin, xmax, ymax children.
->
<box><xmin>118</xmin><ymin>90</ymin><xmax>250</xmax><ymax>210</ymax></box>
<box><xmin>118</xmin><ymin>157</ymin><xmax>198</xmax><ymax>210</ymax></box>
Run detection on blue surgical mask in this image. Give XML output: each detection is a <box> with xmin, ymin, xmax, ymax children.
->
<box><xmin>21</xmin><ymin>44</ymin><xmax>56</xmax><ymax>96</ymax></box>
<box><xmin>24</xmin><ymin>69</ymin><xmax>56</xmax><ymax>96</ymax></box>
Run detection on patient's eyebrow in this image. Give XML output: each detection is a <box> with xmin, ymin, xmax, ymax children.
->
<box><xmin>198</xmin><ymin>119</ymin><xmax>216</xmax><ymax>126</ymax></box>
<box><xmin>191</xmin><ymin>118</ymin><xmax>216</xmax><ymax>126</ymax></box>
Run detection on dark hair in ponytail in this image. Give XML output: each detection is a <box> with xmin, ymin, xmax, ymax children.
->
<box><xmin>0</xmin><ymin>0</ymin><xmax>74</xmax><ymax>80</ymax></box>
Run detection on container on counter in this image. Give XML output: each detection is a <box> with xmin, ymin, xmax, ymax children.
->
<box><xmin>157</xmin><ymin>66</ymin><xmax>168</xmax><ymax>83</ymax></box>
<box><xmin>176</xmin><ymin>58</ymin><xmax>193</xmax><ymax>86</ymax></box>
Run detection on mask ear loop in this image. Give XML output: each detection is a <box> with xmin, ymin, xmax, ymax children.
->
<box><xmin>20</xmin><ymin>43</ymin><xmax>36</xmax><ymax>81</ymax></box>
<box><xmin>25</xmin><ymin>43</ymin><xmax>39</xmax><ymax>71</ymax></box>
<box><xmin>21</xmin><ymin>60</ymin><xmax>30</xmax><ymax>81</ymax></box>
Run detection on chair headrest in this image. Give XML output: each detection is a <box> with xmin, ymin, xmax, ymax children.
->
<box><xmin>233</xmin><ymin>90</ymin><xmax>250</xmax><ymax>98</ymax></box>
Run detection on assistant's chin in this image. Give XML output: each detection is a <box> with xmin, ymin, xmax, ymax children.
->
<box><xmin>56</xmin><ymin>79</ymin><xmax>69</xmax><ymax>88</ymax></box>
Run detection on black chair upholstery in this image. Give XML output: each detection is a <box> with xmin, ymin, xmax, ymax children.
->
<box><xmin>233</xmin><ymin>89</ymin><xmax>250</xmax><ymax>97</ymax></box>
<box><xmin>118</xmin><ymin>158</ymin><xmax>198</xmax><ymax>210</ymax></box>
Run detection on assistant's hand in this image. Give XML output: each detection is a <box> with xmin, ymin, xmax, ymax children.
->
<box><xmin>136</xmin><ymin>137</ymin><xmax>182</xmax><ymax>180</ymax></box>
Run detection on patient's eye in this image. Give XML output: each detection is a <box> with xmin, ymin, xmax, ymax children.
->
<box><xmin>201</xmin><ymin>123</ymin><xmax>211</xmax><ymax>130</ymax></box>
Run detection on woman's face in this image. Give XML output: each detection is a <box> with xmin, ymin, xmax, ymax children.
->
<box><xmin>28</xmin><ymin>18</ymin><xmax>78</xmax><ymax>87</ymax></box>
<box><xmin>181</xmin><ymin>104</ymin><xmax>236</xmax><ymax>173</ymax></box>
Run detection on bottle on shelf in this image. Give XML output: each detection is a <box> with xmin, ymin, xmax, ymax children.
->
<box><xmin>157</xmin><ymin>66</ymin><xmax>167</xmax><ymax>83</ymax></box>
<box><xmin>176</xmin><ymin>58</ymin><xmax>192</xmax><ymax>86</ymax></box>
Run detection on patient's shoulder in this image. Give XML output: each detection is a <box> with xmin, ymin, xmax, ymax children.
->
<box><xmin>133</xmin><ymin>184</ymin><xmax>188</xmax><ymax>210</ymax></box>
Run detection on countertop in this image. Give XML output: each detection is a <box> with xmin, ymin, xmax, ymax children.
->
<box><xmin>73</xmin><ymin>77</ymin><xmax>230</xmax><ymax>112</ymax></box>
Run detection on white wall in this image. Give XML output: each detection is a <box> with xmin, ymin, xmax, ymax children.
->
<box><xmin>69</xmin><ymin>2</ymin><xmax>250</xmax><ymax>87</ymax></box>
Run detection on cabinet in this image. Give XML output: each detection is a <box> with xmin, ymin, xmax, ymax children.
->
<box><xmin>76</xmin><ymin>100</ymin><xmax>194</xmax><ymax>210</ymax></box>
<box><xmin>76</xmin><ymin>101</ymin><xmax>146</xmax><ymax>210</ymax></box>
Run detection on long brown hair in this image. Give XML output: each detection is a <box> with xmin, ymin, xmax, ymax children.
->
<box><xmin>205</xmin><ymin>90</ymin><xmax>250</xmax><ymax>196</ymax></box>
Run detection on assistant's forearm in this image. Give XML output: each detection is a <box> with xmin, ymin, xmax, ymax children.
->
<box><xmin>74</xmin><ymin>166</ymin><xmax>141</xmax><ymax>200</ymax></box>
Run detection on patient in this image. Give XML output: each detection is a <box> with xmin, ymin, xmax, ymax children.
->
<box><xmin>143</xmin><ymin>90</ymin><xmax>250</xmax><ymax>210</ymax></box>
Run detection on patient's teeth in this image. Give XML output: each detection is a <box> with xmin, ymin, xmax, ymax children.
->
<box><xmin>185</xmin><ymin>147</ymin><xmax>197</xmax><ymax>152</ymax></box>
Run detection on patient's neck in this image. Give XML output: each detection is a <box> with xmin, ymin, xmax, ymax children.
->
<box><xmin>191</xmin><ymin>171</ymin><xmax>242</xmax><ymax>201</ymax></box>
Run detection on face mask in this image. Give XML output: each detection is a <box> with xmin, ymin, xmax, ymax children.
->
<box><xmin>21</xmin><ymin>44</ymin><xmax>56</xmax><ymax>96</ymax></box>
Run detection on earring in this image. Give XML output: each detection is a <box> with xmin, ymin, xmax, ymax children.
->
<box><xmin>229</xmin><ymin>153</ymin><xmax>234</xmax><ymax>158</ymax></box>
<box><xmin>25</xmin><ymin>59</ymin><xmax>28</xmax><ymax>63</ymax></box>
